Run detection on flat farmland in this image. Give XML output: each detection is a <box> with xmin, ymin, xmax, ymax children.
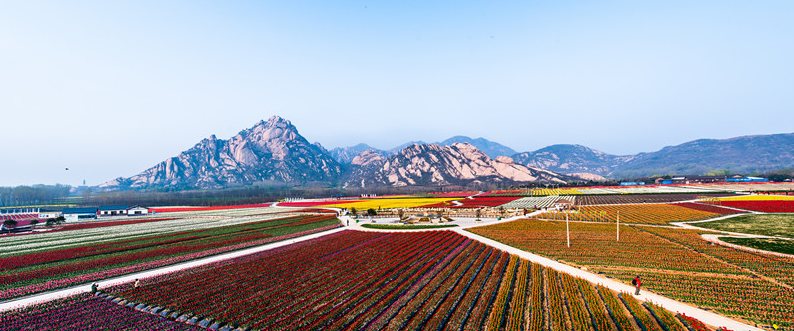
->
<box><xmin>2</xmin><ymin>230</ymin><xmax>726</xmax><ymax>331</ymax></box>
<box><xmin>536</xmin><ymin>203</ymin><xmax>722</xmax><ymax>225</ymax></box>
<box><xmin>0</xmin><ymin>209</ymin><xmax>340</xmax><ymax>300</ymax></box>
<box><xmin>469</xmin><ymin>218</ymin><xmax>794</xmax><ymax>329</ymax></box>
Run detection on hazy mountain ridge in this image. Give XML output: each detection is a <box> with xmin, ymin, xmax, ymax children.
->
<box><xmin>610</xmin><ymin>133</ymin><xmax>794</xmax><ymax>177</ymax></box>
<box><xmin>511</xmin><ymin>144</ymin><xmax>632</xmax><ymax>176</ymax></box>
<box><xmin>511</xmin><ymin>133</ymin><xmax>794</xmax><ymax>178</ymax></box>
<box><xmin>329</xmin><ymin>143</ymin><xmax>385</xmax><ymax>164</ymax></box>
<box><xmin>344</xmin><ymin>143</ymin><xmax>573</xmax><ymax>188</ymax></box>
<box><xmin>439</xmin><ymin>136</ymin><xmax>517</xmax><ymax>159</ymax></box>
<box><xmin>100</xmin><ymin>117</ymin><xmax>794</xmax><ymax>190</ymax></box>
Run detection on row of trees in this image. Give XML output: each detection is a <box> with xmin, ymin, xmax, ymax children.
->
<box><xmin>0</xmin><ymin>184</ymin><xmax>71</xmax><ymax>207</ymax></box>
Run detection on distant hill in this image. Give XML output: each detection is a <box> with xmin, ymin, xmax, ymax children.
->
<box><xmin>329</xmin><ymin>143</ymin><xmax>385</xmax><ymax>164</ymax></box>
<box><xmin>511</xmin><ymin>133</ymin><xmax>794</xmax><ymax>178</ymax></box>
<box><xmin>512</xmin><ymin>144</ymin><xmax>632</xmax><ymax>176</ymax></box>
<box><xmin>99</xmin><ymin>116</ymin><xmax>794</xmax><ymax>190</ymax></box>
<box><xmin>439</xmin><ymin>136</ymin><xmax>517</xmax><ymax>159</ymax></box>
<box><xmin>610</xmin><ymin>133</ymin><xmax>794</xmax><ymax>178</ymax></box>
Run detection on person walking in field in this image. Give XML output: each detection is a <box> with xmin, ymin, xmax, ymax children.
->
<box><xmin>91</xmin><ymin>283</ymin><xmax>98</xmax><ymax>293</ymax></box>
<box><xmin>633</xmin><ymin>276</ymin><xmax>641</xmax><ymax>295</ymax></box>
<box><xmin>134</xmin><ymin>279</ymin><xmax>140</xmax><ymax>289</ymax></box>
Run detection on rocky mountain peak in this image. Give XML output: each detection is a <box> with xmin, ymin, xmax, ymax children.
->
<box><xmin>351</xmin><ymin>149</ymin><xmax>386</xmax><ymax>166</ymax></box>
<box><xmin>99</xmin><ymin>117</ymin><xmax>343</xmax><ymax>190</ymax></box>
<box><xmin>345</xmin><ymin>142</ymin><xmax>573</xmax><ymax>188</ymax></box>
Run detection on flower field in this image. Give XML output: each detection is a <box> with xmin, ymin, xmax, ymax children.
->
<box><xmin>469</xmin><ymin>218</ymin><xmax>794</xmax><ymax>329</ymax></box>
<box><xmin>419</xmin><ymin>196</ymin><xmax>521</xmax><ymax>208</ymax></box>
<box><xmin>716</xmin><ymin>200</ymin><xmax>794</xmax><ymax>213</ymax></box>
<box><xmin>536</xmin><ymin>203</ymin><xmax>722</xmax><ymax>224</ymax></box>
<box><xmin>16</xmin><ymin>230</ymin><xmax>719</xmax><ymax>331</ymax></box>
<box><xmin>279</xmin><ymin>197</ymin><xmax>459</xmax><ymax>210</ymax></box>
<box><xmin>429</xmin><ymin>191</ymin><xmax>480</xmax><ymax>197</ymax></box>
<box><xmin>0</xmin><ymin>212</ymin><xmax>340</xmax><ymax>300</ymax></box>
<box><xmin>498</xmin><ymin>196</ymin><xmax>576</xmax><ymax>209</ymax></box>
<box><xmin>575</xmin><ymin>193</ymin><xmax>736</xmax><ymax>206</ymax></box>
<box><xmin>149</xmin><ymin>203</ymin><xmax>272</xmax><ymax>213</ymax></box>
<box><xmin>675</xmin><ymin>202</ymin><xmax>742</xmax><ymax>214</ymax></box>
<box><xmin>0</xmin><ymin>293</ymin><xmax>202</xmax><ymax>331</ymax></box>
<box><xmin>484</xmin><ymin>188</ymin><xmax>584</xmax><ymax>196</ymax></box>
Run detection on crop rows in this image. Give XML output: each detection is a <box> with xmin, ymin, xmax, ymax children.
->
<box><xmin>674</xmin><ymin>202</ymin><xmax>742</xmax><ymax>215</ymax></box>
<box><xmin>575</xmin><ymin>194</ymin><xmax>735</xmax><ymax>206</ymax></box>
<box><xmin>0</xmin><ymin>292</ymin><xmax>202</xmax><ymax>331</ymax></box>
<box><xmin>4</xmin><ymin>230</ymin><xmax>720</xmax><ymax>330</ymax></box>
<box><xmin>639</xmin><ymin>226</ymin><xmax>794</xmax><ymax>287</ymax></box>
<box><xmin>499</xmin><ymin>196</ymin><xmax>576</xmax><ymax>209</ymax></box>
<box><xmin>420</xmin><ymin>196</ymin><xmax>522</xmax><ymax>209</ymax></box>
<box><xmin>0</xmin><ymin>214</ymin><xmax>339</xmax><ymax>300</ymax></box>
<box><xmin>537</xmin><ymin>204</ymin><xmax>721</xmax><ymax>225</ymax></box>
<box><xmin>717</xmin><ymin>200</ymin><xmax>794</xmax><ymax>212</ymax></box>
<box><xmin>469</xmin><ymin>219</ymin><xmax>746</xmax><ymax>274</ymax></box>
<box><xmin>470</xmin><ymin>218</ymin><xmax>794</xmax><ymax>330</ymax></box>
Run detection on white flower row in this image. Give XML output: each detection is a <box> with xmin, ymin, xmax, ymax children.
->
<box><xmin>499</xmin><ymin>196</ymin><xmax>576</xmax><ymax>209</ymax></box>
<box><xmin>0</xmin><ymin>207</ymin><xmax>293</xmax><ymax>256</ymax></box>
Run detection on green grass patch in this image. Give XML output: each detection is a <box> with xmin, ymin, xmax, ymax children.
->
<box><xmin>695</xmin><ymin>213</ymin><xmax>794</xmax><ymax>238</ymax></box>
<box><xmin>361</xmin><ymin>223</ymin><xmax>457</xmax><ymax>229</ymax></box>
<box><xmin>720</xmin><ymin>237</ymin><xmax>794</xmax><ymax>255</ymax></box>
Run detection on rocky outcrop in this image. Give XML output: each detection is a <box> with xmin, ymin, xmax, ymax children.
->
<box><xmin>100</xmin><ymin>116</ymin><xmax>343</xmax><ymax>189</ymax></box>
<box><xmin>329</xmin><ymin>143</ymin><xmax>386</xmax><ymax>164</ymax></box>
<box><xmin>345</xmin><ymin>143</ymin><xmax>573</xmax><ymax>188</ymax></box>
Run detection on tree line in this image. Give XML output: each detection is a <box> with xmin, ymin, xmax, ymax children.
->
<box><xmin>0</xmin><ymin>185</ymin><xmax>71</xmax><ymax>208</ymax></box>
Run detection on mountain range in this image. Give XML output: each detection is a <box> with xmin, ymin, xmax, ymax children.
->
<box><xmin>100</xmin><ymin>116</ymin><xmax>794</xmax><ymax>190</ymax></box>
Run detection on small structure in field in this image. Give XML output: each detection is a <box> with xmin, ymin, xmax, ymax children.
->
<box><xmin>98</xmin><ymin>205</ymin><xmax>129</xmax><ymax>218</ymax></box>
<box><xmin>127</xmin><ymin>206</ymin><xmax>150</xmax><ymax>216</ymax></box>
<box><xmin>63</xmin><ymin>207</ymin><xmax>98</xmax><ymax>222</ymax></box>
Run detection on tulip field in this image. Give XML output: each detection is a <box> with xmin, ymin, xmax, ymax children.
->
<box><xmin>575</xmin><ymin>193</ymin><xmax>736</xmax><ymax>206</ymax></box>
<box><xmin>536</xmin><ymin>203</ymin><xmax>722</xmax><ymax>225</ymax></box>
<box><xmin>419</xmin><ymin>196</ymin><xmax>522</xmax><ymax>208</ymax></box>
<box><xmin>0</xmin><ymin>229</ymin><xmax>728</xmax><ymax>331</ymax></box>
<box><xmin>470</xmin><ymin>218</ymin><xmax>794</xmax><ymax>329</ymax></box>
<box><xmin>0</xmin><ymin>292</ymin><xmax>203</xmax><ymax>331</ymax></box>
<box><xmin>277</xmin><ymin>197</ymin><xmax>458</xmax><ymax>210</ymax></box>
<box><xmin>0</xmin><ymin>212</ymin><xmax>340</xmax><ymax>300</ymax></box>
<box><xmin>498</xmin><ymin>196</ymin><xmax>576</xmax><ymax>209</ymax></box>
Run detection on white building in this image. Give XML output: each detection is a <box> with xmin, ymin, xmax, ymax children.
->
<box><xmin>98</xmin><ymin>205</ymin><xmax>128</xmax><ymax>218</ymax></box>
<box><xmin>38</xmin><ymin>211</ymin><xmax>62</xmax><ymax>219</ymax></box>
<box><xmin>127</xmin><ymin>206</ymin><xmax>149</xmax><ymax>216</ymax></box>
<box><xmin>62</xmin><ymin>207</ymin><xmax>98</xmax><ymax>222</ymax></box>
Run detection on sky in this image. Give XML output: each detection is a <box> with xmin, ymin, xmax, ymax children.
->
<box><xmin>1</xmin><ymin>1</ymin><xmax>793</xmax><ymax>187</ymax></box>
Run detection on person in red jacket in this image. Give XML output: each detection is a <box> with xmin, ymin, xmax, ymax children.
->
<box><xmin>632</xmin><ymin>276</ymin><xmax>641</xmax><ymax>295</ymax></box>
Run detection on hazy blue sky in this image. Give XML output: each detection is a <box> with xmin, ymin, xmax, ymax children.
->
<box><xmin>1</xmin><ymin>1</ymin><xmax>793</xmax><ymax>187</ymax></box>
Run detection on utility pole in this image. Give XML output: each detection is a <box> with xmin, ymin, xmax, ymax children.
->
<box><xmin>616</xmin><ymin>210</ymin><xmax>620</xmax><ymax>242</ymax></box>
<box><xmin>566</xmin><ymin>213</ymin><xmax>570</xmax><ymax>248</ymax></box>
